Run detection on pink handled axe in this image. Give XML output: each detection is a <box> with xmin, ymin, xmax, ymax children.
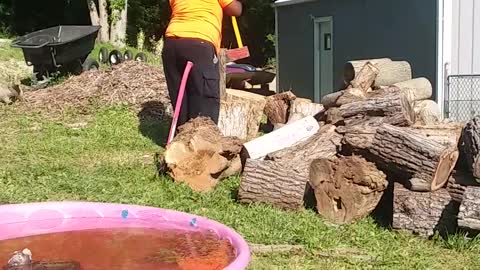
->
<box><xmin>167</xmin><ymin>61</ymin><xmax>194</xmax><ymax>144</ymax></box>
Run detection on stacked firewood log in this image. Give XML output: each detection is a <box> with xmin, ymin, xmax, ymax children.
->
<box><xmin>239</xmin><ymin>58</ymin><xmax>480</xmax><ymax>237</ymax></box>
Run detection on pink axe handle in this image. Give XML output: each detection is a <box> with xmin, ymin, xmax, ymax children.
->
<box><xmin>167</xmin><ymin>61</ymin><xmax>194</xmax><ymax>144</ymax></box>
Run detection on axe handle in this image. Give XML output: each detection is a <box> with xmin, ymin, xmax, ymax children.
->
<box><xmin>231</xmin><ymin>16</ymin><xmax>243</xmax><ymax>48</ymax></box>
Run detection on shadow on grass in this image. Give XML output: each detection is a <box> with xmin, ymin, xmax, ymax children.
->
<box><xmin>137</xmin><ymin>100</ymin><xmax>171</xmax><ymax>147</ymax></box>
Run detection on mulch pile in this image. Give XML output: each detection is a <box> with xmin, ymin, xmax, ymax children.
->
<box><xmin>21</xmin><ymin>61</ymin><xmax>172</xmax><ymax>117</ymax></box>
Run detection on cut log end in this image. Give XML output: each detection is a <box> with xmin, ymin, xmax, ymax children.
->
<box><xmin>432</xmin><ymin>150</ymin><xmax>460</xmax><ymax>191</ymax></box>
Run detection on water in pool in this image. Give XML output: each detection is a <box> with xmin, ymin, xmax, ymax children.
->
<box><xmin>0</xmin><ymin>228</ymin><xmax>235</xmax><ymax>270</ymax></box>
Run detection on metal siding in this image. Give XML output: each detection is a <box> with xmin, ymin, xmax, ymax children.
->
<box><xmin>450</xmin><ymin>0</ymin><xmax>479</xmax><ymax>75</ymax></box>
<box><xmin>276</xmin><ymin>0</ymin><xmax>438</xmax><ymax>100</ymax></box>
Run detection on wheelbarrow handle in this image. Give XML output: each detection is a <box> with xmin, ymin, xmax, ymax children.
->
<box><xmin>10</xmin><ymin>40</ymin><xmax>49</xmax><ymax>49</ymax></box>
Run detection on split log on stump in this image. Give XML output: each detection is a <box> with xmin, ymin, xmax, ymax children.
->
<box><xmin>350</xmin><ymin>62</ymin><xmax>379</xmax><ymax>92</ymax></box>
<box><xmin>161</xmin><ymin>117</ymin><xmax>243</xmax><ymax>192</ymax></box>
<box><xmin>309</xmin><ymin>156</ymin><xmax>388</xmax><ymax>224</ymax></box>
<box><xmin>458</xmin><ymin>186</ymin><xmax>480</xmax><ymax>232</ymax></box>
<box><xmin>393</xmin><ymin>77</ymin><xmax>433</xmax><ymax>102</ymax></box>
<box><xmin>459</xmin><ymin>116</ymin><xmax>480</xmax><ymax>180</ymax></box>
<box><xmin>242</xmin><ymin>115</ymin><xmax>320</xmax><ymax>160</ymax></box>
<box><xmin>218</xmin><ymin>89</ymin><xmax>266</xmax><ymax>141</ymax></box>
<box><xmin>374</xmin><ymin>61</ymin><xmax>412</xmax><ymax>87</ymax></box>
<box><xmin>264</xmin><ymin>91</ymin><xmax>296</xmax><ymax>124</ymax></box>
<box><xmin>239</xmin><ymin>125</ymin><xmax>342</xmax><ymax>210</ymax></box>
<box><xmin>344</xmin><ymin>58</ymin><xmax>392</xmax><ymax>85</ymax></box>
<box><xmin>338</xmin><ymin>91</ymin><xmax>415</xmax><ymax>126</ymax></box>
<box><xmin>413</xmin><ymin>100</ymin><xmax>441</xmax><ymax>125</ymax></box>
<box><xmin>392</xmin><ymin>182</ymin><xmax>458</xmax><ymax>237</ymax></box>
<box><xmin>288</xmin><ymin>98</ymin><xmax>324</xmax><ymax>121</ymax></box>
<box><xmin>370</xmin><ymin>124</ymin><xmax>459</xmax><ymax>192</ymax></box>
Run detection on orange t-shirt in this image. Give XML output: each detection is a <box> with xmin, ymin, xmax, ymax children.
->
<box><xmin>165</xmin><ymin>0</ymin><xmax>234</xmax><ymax>53</ymax></box>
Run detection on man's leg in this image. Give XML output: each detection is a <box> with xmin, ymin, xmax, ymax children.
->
<box><xmin>174</xmin><ymin>38</ymin><xmax>220</xmax><ymax>124</ymax></box>
<box><xmin>161</xmin><ymin>38</ymin><xmax>189</xmax><ymax>127</ymax></box>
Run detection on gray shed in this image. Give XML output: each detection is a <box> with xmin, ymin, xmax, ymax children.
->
<box><xmin>273</xmin><ymin>0</ymin><xmax>480</xmax><ymax>121</ymax></box>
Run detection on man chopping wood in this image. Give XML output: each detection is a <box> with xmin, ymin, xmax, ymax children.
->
<box><xmin>162</xmin><ymin>0</ymin><xmax>242</xmax><ymax>127</ymax></box>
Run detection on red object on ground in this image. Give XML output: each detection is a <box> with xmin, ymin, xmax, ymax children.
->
<box><xmin>167</xmin><ymin>61</ymin><xmax>194</xmax><ymax>144</ymax></box>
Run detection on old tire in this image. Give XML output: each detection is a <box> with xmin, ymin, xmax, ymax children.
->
<box><xmin>124</xmin><ymin>50</ymin><xmax>134</xmax><ymax>61</ymax></box>
<box><xmin>135</xmin><ymin>52</ymin><xmax>147</xmax><ymax>62</ymax></box>
<box><xmin>83</xmin><ymin>58</ymin><xmax>99</xmax><ymax>71</ymax></box>
<box><xmin>98</xmin><ymin>47</ymin><xmax>109</xmax><ymax>64</ymax></box>
<box><xmin>109</xmin><ymin>50</ymin><xmax>124</xmax><ymax>65</ymax></box>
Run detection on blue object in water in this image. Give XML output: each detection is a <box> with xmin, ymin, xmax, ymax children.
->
<box><xmin>121</xmin><ymin>209</ymin><xmax>128</xmax><ymax>219</ymax></box>
<box><xmin>190</xmin><ymin>218</ymin><xmax>198</xmax><ymax>227</ymax></box>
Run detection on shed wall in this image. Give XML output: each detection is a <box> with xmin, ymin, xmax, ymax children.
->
<box><xmin>276</xmin><ymin>0</ymin><xmax>438</xmax><ymax>100</ymax></box>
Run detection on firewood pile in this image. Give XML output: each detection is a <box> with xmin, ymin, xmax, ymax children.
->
<box><xmin>158</xmin><ymin>57</ymin><xmax>480</xmax><ymax>238</ymax></box>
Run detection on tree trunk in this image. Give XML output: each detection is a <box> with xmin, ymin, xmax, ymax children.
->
<box><xmin>392</xmin><ymin>182</ymin><xmax>458</xmax><ymax>237</ymax></box>
<box><xmin>413</xmin><ymin>100</ymin><xmax>441</xmax><ymax>125</ymax></box>
<box><xmin>458</xmin><ymin>186</ymin><xmax>480</xmax><ymax>232</ymax></box>
<box><xmin>393</xmin><ymin>77</ymin><xmax>433</xmax><ymax>102</ymax></box>
<box><xmin>110</xmin><ymin>0</ymin><xmax>128</xmax><ymax>48</ymax></box>
<box><xmin>87</xmin><ymin>0</ymin><xmax>100</xmax><ymax>26</ymax></box>
<box><xmin>350</xmin><ymin>62</ymin><xmax>379</xmax><ymax>92</ymax></box>
<box><xmin>264</xmin><ymin>91</ymin><xmax>296</xmax><ymax>124</ymax></box>
<box><xmin>242</xmin><ymin>116</ymin><xmax>320</xmax><ymax>160</ymax></box>
<box><xmin>98</xmin><ymin>0</ymin><xmax>109</xmax><ymax>42</ymax></box>
<box><xmin>338</xmin><ymin>91</ymin><xmax>415</xmax><ymax>126</ymax></box>
<box><xmin>344</xmin><ymin>58</ymin><xmax>392</xmax><ymax>85</ymax></box>
<box><xmin>309</xmin><ymin>156</ymin><xmax>388</xmax><ymax>224</ymax></box>
<box><xmin>218</xmin><ymin>89</ymin><xmax>266</xmax><ymax>141</ymax></box>
<box><xmin>159</xmin><ymin>117</ymin><xmax>243</xmax><ymax>192</ymax></box>
<box><xmin>371</xmin><ymin>124</ymin><xmax>459</xmax><ymax>192</ymax></box>
<box><xmin>374</xmin><ymin>61</ymin><xmax>412</xmax><ymax>87</ymax></box>
<box><xmin>238</xmin><ymin>159</ymin><xmax>309</xmax><ymax>210</ymax></box>
<box><xmin>239</xmin><ymin>125</ymin><xmax>341</xmax><ymax>210</ymax></box>
<box><xmin>288</xmin><ymin>98</ymin><xmax>324</xmax><ymax>121</ymax></box>
<box><xmin>459</xmin><ymin>116</ymin><xmax>480</xmax><ymax>180</ymax></box>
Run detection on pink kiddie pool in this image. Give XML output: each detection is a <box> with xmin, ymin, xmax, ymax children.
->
<box><xmin>0</xmin><ymin>201</ymin><xmax>251</xmax><ymax>269</ymax></box>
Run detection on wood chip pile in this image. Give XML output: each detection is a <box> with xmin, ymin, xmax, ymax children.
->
<box><xmin>158</xmin><ymin>57</ymin><xmax>480</xmax><ymax>238</ymax></box>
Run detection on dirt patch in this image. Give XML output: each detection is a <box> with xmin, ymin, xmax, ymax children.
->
<box><xmin>19</xmin><ymin>61</ymin><xmax>172</xmax><ymax>116</ymax></box>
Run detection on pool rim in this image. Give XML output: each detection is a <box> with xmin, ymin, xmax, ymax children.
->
<box><xmin>0</xmin><ymin>201</ymin><xmax>251</xmax><ymax>270</ymax></box>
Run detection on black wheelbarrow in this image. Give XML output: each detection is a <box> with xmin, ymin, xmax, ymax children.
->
<box><xmin>11</xmin><ymin>25</ymin><xmax>101</xmax><ymax>85</ymax></box>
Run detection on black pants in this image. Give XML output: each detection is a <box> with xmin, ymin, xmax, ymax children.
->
<box><xmin>162</xmin><ymin>37</ymin><xmax>220</xmax><ymax>127</ymax></box>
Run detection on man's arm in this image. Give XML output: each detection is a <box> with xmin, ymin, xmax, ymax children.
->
<box><xmin>221</xmin><ymin>0</ymin><xmax>242</xmax><ymax>17</ymax></box>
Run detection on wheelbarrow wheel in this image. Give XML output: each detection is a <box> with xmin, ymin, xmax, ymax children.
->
<box><xmin>109</xmin><ymin>50</ymin><xmax>124</xmax><ymax>65</ymax></box>
<box><xmin>135</xmin><ymin>52</ymin><xmax>147</xmax><ymax>62</ymax></box>
<box><xmin>98</xmin><ymin>47</ymin><xmax>109</xmax><ymax>64</ymax></box>
<box><xmin>83</xmin><ymin>58</ymin><xmax>99</xmax><ymax>71</ymax></box>
<box><xmin>124</xmin><ymin>50</ymin><xmax>134</xmax><ymax>61</ymax></box>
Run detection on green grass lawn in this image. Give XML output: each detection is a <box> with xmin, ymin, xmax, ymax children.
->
<box><xmin>1</xmin><ymin>104</ymin><xmax>480</xmax><ymax>269</ymax></box>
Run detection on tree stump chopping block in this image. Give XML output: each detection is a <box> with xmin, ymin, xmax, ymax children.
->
<box><xmin>370</xmin><ymin>124</ymin><xmax>459</xmax><ymax>192</ymax></box>
<box><xmin>309</xmin><ymin>156</ymin><xmax>388</xmax><ymax>224</ymax></box>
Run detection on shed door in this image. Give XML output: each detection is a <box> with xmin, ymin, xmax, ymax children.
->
<box><xmin>314</xmin><ymin>17</ymin><xmax>333</xmax><ymax>103</ymax></box>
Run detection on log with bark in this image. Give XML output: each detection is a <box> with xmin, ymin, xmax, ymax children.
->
<box><xmin>338</xmin><ymin>91</ymin><xmax>415</xmax><ymax>126</ymax></box>
<box><xmin>337</xmin><ymin>117</ymin><xmax>385</xmax><ymax>154</ymax></box>
<box><xmin>458</xmin><ymin>185</ymin><xmax>480</xmax><ymax>232</ymax></box>
<box><xmin>344</xmin><ymin>58</ymin><xmax>392</xmax><ymax>85</ymax></box>
<box><xmin>413</xmin><ymin>100</ymin><xmax>441</xmax><ymax>125</ymax></box>
<box><xmin>242</xmin><ymin>115</ymin><xmax>321</xmax><ymax>160</ymax></box>
<box><xmin>263</xmin><ymin>91</ymin><xmax>296</xmax><ymax>125</ymax></box>
<box><xmin>393</xmin><ymin>77</ymin><xmax>433</xmax><ymax>103</ymax></box>
<box><xmin>158</xmin><ymin>117</ymin><xmax>243</xmax><ymax>192</ymax></box>
<box><xmin>309</xmin><ymin>156</ymin><xmax>388</xmax><ymax>224</ymax></box>
<box><xmin>238</xmin><ymin>125</ymin><xmax>342</xmax><ymax>210</ymax></box>
<box><xmin>370</xmin><ymin>124</ymin><xmax>459</xmax><ymax>192</ymax></box>
<box><xmin>392</xmin><ymin>182</ymin><xmax>458</xmax><ymax>237</ymax></box>
<box><xmin>459</xmin><ymin>116</ymin><xmax>480</xmax><ymax>180</ymax></box>
<box><xmin>288</xmin><ymin>98</ymin><xmax>325</xmax><ymax>121</ymax></box>
<box><xmin>350</xmin><ymin>62</ymin><xmax>379</xmax><ymax>93</ymax></box>
<box><xmin>321</xmin><ymin>91</ymin><xmax>344</xmax><ymax>109</ymax></box>
<box><xmin>218</xmin><ymin>89</ymin><xmax>266</xmax><ymax>141</ymax></box>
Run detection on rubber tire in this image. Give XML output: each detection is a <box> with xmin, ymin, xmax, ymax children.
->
<box><xmin>98</xmin><ymin>47</ymin><xmax>109</xmax><ymax>64</ymax></box>
<box><xmin>135</xmin><ymin>52</ymin><xmax>147</xmax><ymax>62</ymax></box>
<box><xmin>109</xmin><ymin>50</ymin><xmax>124</xmax><ymax>65</ymax></box>
<box><xmin>83</xmin><ymin>58</ymin><xmax>100</xmax><ymax>71</ymax></box>
<box><xmin>124</xmin><ymin>50</ymin><xmax>134</xmax><ymax>61</ymax></box>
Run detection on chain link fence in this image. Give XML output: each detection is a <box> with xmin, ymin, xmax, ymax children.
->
<box><xmin>444</xmin><ymin>74</ymin><xmax>480</xmax><ymax>122</ymax></box>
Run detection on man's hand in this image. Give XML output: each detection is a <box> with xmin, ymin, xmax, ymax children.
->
<box><xmin>223</xmin><ymin>0</ymin><xmax>242</xmax><ymax>17</ymax></box>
